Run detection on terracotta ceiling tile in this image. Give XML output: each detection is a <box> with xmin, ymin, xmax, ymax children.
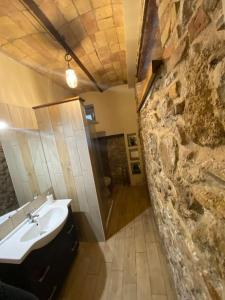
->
<box><xmin>107</xmin><ymin>71</ymin><xmax>118</xmax><ymax>80</ymax></box>
<box><xmin>89</xmin><ymin>34</ymin><xmax>97</xmax><ymax>47</ymax></box>
<box><xmin>95</xmin><ymin>5</ymin><xmax>112</xmax><ymax>20</ymax></box>
<box><xmin>116</xmin><ymin>26</ymin><xmax>125</xmax><ymax>46</ymax></box>
<box><xmin>96</xmin><ymin>46</ymin><xmax>110</xmax><ymax>58</ymax></box>
<box><xmin>46</xmin><ymin>61</ymin><xmax>64</xmax><ymax>70</ymax></box>
<box><xmin>74</xmin><ymin>0</ymin><xmax>92</xmax><ymax>15</ymax></box>
<box><xmin>119</xmin><ymin>42</ymin><xmax>126</xmax><ymax>51</ymax></box>
<box><xmin>113</xmin><ymin>61</ymin><xmax>121</xmax><ymax>71</ymax></box>
<box><xmin>11</xmin><ymin>39</ymin><xmax>37</xmax><ymax>57</ymax></box>
<box><xmin>96</xmin><ymin>68</ymin><xmax>106</xmax><ymax>76</ymax></box>
<box><xmin>33</xmin><ymin>0</ymin><xmax>45</xmax><ymax>6</ymax></box>
<box><xmin>112</xmin><ymin>4</ymin><xmax>124</xmax><ymax>26</ymax></box>
<box><xmin>38</xmin><ymin>33</ymin><xmax>61</xmax><ymax>54</ymax></box>
<box><xmin>79</xmin><ymin>57</ymin><xmax>91</xmax><ymax>68</ymax></box>
<box><xmin>91</xmin><ymin>0</ymin><xmax>111</xmax><ymax>9</ymax></box>
<box><xmin>0</xmin><ymin>2</ymin><xmax>19</xmax><ymax>16</ymax></box>
<box><xmin>0</xmin><ymin>16</ymin><xmax>25</xmax><ymax>40</ymax></box>
<box><xmin>53</xmin><ymin>48</ymin><xmax>66</xmax><ymax>62</ymax></box>
<box><xmin>81</xmin><ymin>37</ymin><xmax>95</xmax><ymax>54</ymax></box>
<box><xmin>105</xmin><ymin>28</ymin><xmax>118</xmax><ymax>46</ymax></box>
<box><xmin>89</xmin><ymin>52</ymin><xmax>102</xmax><ymax>69</ymax></box>
<box><xmin>85</xmin><ymin>62</ymin><xmax>96</xmax><ymax>73</ymax></box>
<box><xmin>58</xmin><ymin>23</ymin><xmax>78</xmax><ymax>48</ymax></box>
<box><xmin>80</xmin><ymin>11</ymin><xmax>98</xmax><ymax>35</ymax></box>
<box><xmin>96</xmin><ymin>47</ymin><xmax>111</xmax><ymax>65</ymax></box>
<box><xmin>110</xmin><ymin>43</ymin><xmax>120</xmax><ymax>53</ymax></box>
<box><xmin>97</xmin><ymin>17</ymin><xmax>114</xmax><ymax>30</ymax></box>
<box><xmin>8</xmin><ymin>11</ymin><xmax>38</xmax><ymax>35</ymax></box>
<box><xmin>22</xmin><ymin>10</ymin><xmax>45</xmax><ymax>32</ymax></box>
<box><xmin>70</xmin><ymin>17</ymin><xmax>86</xmax><ymax>42</ymax></box>
<box><xmin>95</xmin><ymin>31</ymin><xmax>107</xmax><ymax>48</ymax></box>
<box><xmin>55</xmin><ymin>0</ymin><xmax>78</xmax><ymax>22</ymax></box>
<box><xmin>74</xmin><ymin>46</ymin><xmax>86</xmax><ymax>57</ymax></box>
<box><xmin>111</xmin><ymin>51</ymin><xmax>121</xmax><ymax>61</ymax></box>
<box><xmin>1</xmin><ymin>42</ymin><xmax>26</xmax><ymax>60</ymax></box>
<box><xmin>0</xmin><ymin>36</ymin><xmax>7</xmax><ymax>46</ymax></box>
<box><xmin>12</xmin><ymin>1</ymin><xmax>25</xmax><ymax>11</ymax></box>
<box><xmin>119</xmin><ymin>50</ymin><xmax>127</xmax><ymax>65</ymax></box>
<box><xmin>22</xmin><ymin>33</ymin><xmax>57</xmax><ymax>60</ymax></box>
<box><xmin>39</xmin><ymin>0</ymin><xmax>66</xmax><ymax>28</ymax></box>
<box><xmin>92</xmin><ymin>71</ymin><xmax>101</xmax><ymax>82</ymax></box>
<box><xmin>104</xmin><ymin>63</ymin><xmax>113</xmax><ymax>69</ymax></box>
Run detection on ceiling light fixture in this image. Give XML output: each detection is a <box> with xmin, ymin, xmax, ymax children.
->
<box><xmin>0</xmin><ymin>121</ymin><xmax>8</xmax><ymax>130</ymax></box>
<box><xmin>65</xmin><ymin>53</ymin><xmax>78</xmax><ymax>89</ymax></box>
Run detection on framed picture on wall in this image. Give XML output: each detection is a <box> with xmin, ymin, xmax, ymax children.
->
<box><xmin>131</xmin><ymin>162</ymin><xmax>141</xmax><ymax>174</ymax></box>
<box><xmin>129</xmin><ymin>148</ymin><xmax>139</xmax><ymax>161</ymax></box>
<box><xmin>127</xmin><ymin>133</ymin><xmax>138</xmax><ymax>147</ymax></box>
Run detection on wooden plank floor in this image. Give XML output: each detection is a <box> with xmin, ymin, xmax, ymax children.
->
<box><xmin>59</xmin><ymin>185</ymin><xmax>177</xmax><ymax>300</ymax></box>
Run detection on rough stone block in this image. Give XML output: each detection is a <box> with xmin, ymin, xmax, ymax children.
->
<box><xmin>168</xmin><ymin>81</ymin><xmax>180</xmax><ymax>99</ymax></box>
<box><xmin>167</xmin><ymin>36</ymin><xmax>187</xmax><ymax>71</ymax></box>
<box><xmin>159</xmin><ymin>135</ymin><xmax>179</xmax><ymax>177</ymax></box>
<box><xmin>163</xmin><ymin>44</ymin><xmax>174</xmax><ymax>60</ymax></box>
<box><xmin>203</xmin><ymin>0</ymin><xmax>219</xmax><ymax>12</ymax></box>
<box><xmin>188</xmin><ymin>7</ymin><xmax>210</xmax><ymax>42</ymax></box>
<box><xmin>216</xmin><ymin>15</ymin><xmax>225</xmax><ymax>31</ymax></box>
<box><xmin>158</xmin><ymin>0</ymin><xmax>170</xmax><ymax>19</ymax></box>
<box><xmin>181</xmin><ymin>0</ymin><xmax>196</xmax><ymax>26</ymax></box>
<box><xmin>161</xmin><ymin>14</ymin><xmax>172</xmax><ymax>47</ymax></box>
<box><xmin>175</xmin><ymin>124</ymin><xmax>187</xmax><ymax>145</ymax></box>
<box><xmin>170</xmin><ymin>3</ymin><xmax>177</xmax><ymax>31</ymax></box>
<box><xmin>157</xmin><ymin>97</ymin><xmax>174</xmax><ymax>119</ymax></box>
<box><xmin>192</xmin><ymin>185</ymin><xmax>225</xmax><ymax>218</ymax></box>
<box><xmin>174</xmin><ymin>100</ymin><xmax>185</xmax><ymax>114</ymax></box>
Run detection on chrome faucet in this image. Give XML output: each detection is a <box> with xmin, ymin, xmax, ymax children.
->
<box><xmin>27</xmin><ymin>212</ymin><xmax>39</xmax><ymax>223</ymax></box>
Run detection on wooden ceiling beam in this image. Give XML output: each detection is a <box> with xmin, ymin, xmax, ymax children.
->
<box><xmin>136</xmin><ymin>0</ymin><xmax>161</xmax><ymax>81</ymax></box>
<box><xmin>20</xmin><ymin>0</ymin><xmax>103</xmax><ymax>92</ymax></box>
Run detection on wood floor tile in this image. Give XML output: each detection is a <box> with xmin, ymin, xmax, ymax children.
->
<box><xmin>94</xmin><ymin>262</ymin><xmax>112</xmax><ymax>300</ymax></box>
<box><xmin>108</xmin><ymin>270</ymin><xmax>123</xmax><ymax>300</ymax></box>
<box><xmin>123</xmin><ymin>283</ymin><xmax>137</xmax><ymax>300</ymax></box>
<box><xmin>111</xmin><ymin>229</ymin><xmax>125</xmax><ymax>271</ymax></box>
<box><xmin>146</xmin><ymin>242</ymin><xmax>166</xmax><ymax>295</ymax></box>
<box><xmin>152</xmin><ymin>295</ymin><xmax>168</xmax><ymax>300</ymax></box>
<box><xmin>136</xmin><ymin>251</ymin><xmax>152</xmax><ymax>300</ymax></box>
<box><xmin>123</xmin><ymin>227</ymin><xmax>136</xmax><ymax>284</ymax></box>
<box><xmin>135</xmin><ymin>214</ymin><xmax>146</xmax><ymax>253</ymax></box>
<box><xmin>59</xmin><ymin>185</ymin><xmax>177</xmax><ymax>300</ymax></box>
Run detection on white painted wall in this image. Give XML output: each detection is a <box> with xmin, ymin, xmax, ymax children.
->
<box><xmin>0</xmin><ymin>51</ymin><xmax>74</xmax><ymax>107</ymax></box>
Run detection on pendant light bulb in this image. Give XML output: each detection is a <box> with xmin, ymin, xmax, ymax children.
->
<box><xmin>66</xmin><ymin>68</ymin><xmax>77</xmax><ymax>89</ymax></box>
<box><xmin>65</xmin><ymin>53</ymin><xmax>78</xmax><ymax>89</ymax></box>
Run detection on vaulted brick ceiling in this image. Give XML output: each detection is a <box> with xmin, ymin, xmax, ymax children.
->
<box><xmin>0</xmin><ymin>0</ymin><xmax>127</xmax><ymax>93</ymax></box>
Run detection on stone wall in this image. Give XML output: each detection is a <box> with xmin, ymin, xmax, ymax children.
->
<box><xmin>97</xmin><ymin>134</ymin><xmax>130</xmax><ymax>185</ymax></box>
<box><xmin>0</xmin><ymin>143</ymin><xmax>18</xmax><ymax>216</ymax></box>
<box><xmin>139</xmin><ymin>0</ymin><xmax>225</xmax><ymax>299</ymax></box>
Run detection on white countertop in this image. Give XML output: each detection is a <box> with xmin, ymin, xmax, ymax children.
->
<box><xmin>0</xmin><ymin>199</ymin><xmax>72</xmax><ymax>264</ymax></box>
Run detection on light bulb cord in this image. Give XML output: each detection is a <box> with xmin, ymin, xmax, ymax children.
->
<box><xmin>65</xmin><ymin>53</ymin><xmax>72</xmax><ymax>69</ymax></box>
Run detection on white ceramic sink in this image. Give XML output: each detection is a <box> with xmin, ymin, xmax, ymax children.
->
<box><xmin>20</xmin><ymin>206</ymin><xmax>68</xmax><ymax>249</ymax></box>
<box><xmin>0</xmin><ymin>199</ymin><xmax>71</xmax><ymax>264</ymax></box>
<box><xmin>20</xmin><ymin>224</ymin><xmax>47</xmax><ymax>242</ymax></box>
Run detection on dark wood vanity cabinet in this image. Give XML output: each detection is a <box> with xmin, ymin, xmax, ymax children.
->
<box><xmin>0</xmin><ymin>206</ymin><xmax>79</xmax><ymax>300</ymax></box>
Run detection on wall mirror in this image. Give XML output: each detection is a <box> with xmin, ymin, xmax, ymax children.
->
<box><xmin>0</xmin><ymin>105</ymin><xmax>53</xmax><ymax>224</ymax></box>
